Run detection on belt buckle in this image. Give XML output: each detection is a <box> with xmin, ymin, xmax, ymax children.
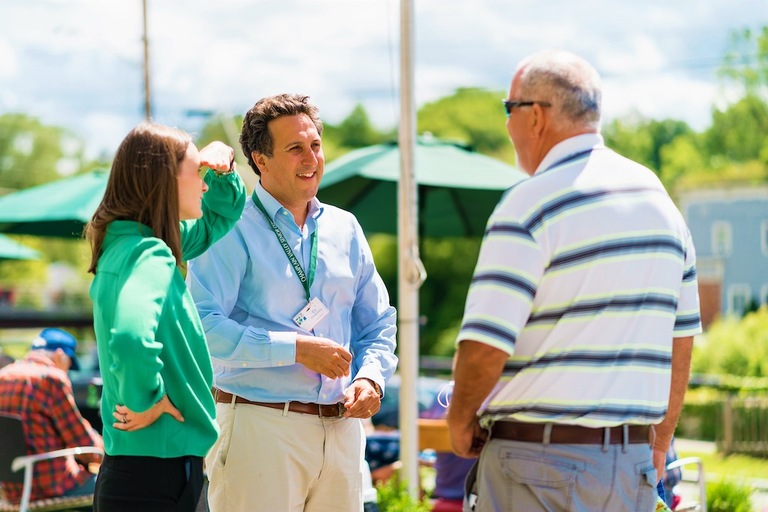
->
<box><xmin>318</xmin><ymin>402</ymin><xmax>345</xmax><ymax>419</ymax></box>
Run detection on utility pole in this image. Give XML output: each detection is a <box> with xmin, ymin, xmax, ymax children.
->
<box><xmin>142</xmin><ymin>0</ymin><xmax>151</xmax><ymax>120</ymax></box>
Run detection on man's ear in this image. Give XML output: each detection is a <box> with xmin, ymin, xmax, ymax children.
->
<box><xmin>253</xmin><ymin>151</ymin><xmax>267</xmax><ymax>174</ymax></box>
<box><xmin>51</xmin><ymin>349</ymin><xmax>71</xmax><ymax>371</ymax></box>
<box><xmin>530</xmin><ymin>103</ymin><xmax>548</xmax><ymax>139</ymax></box>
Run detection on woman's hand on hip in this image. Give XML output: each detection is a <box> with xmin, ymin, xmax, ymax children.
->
<box><xmin>112</xmin><ymin>394</ymin><xmax>185</xmax><ymax>431</ymax></box>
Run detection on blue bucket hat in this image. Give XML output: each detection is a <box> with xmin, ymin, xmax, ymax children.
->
<box><xmin>31</xmin><ymin>328</ymin><xmax>80</xmax><ymax>371</ymax></box>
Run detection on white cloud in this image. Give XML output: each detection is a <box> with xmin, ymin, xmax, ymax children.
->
<box><xmin>0</xmin><ymin>39</ymin><xmax>17</xmax><ymax>79</ymax></box>
<box><xmin>0</xmin><ymin>0</ymin><xmax>766</xmax><ymax>157</ymax></box>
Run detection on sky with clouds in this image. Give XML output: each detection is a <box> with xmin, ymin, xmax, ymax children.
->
<box><xmin>1</xmin><ymin>0</ymin><xmax>766</xmax><ymax>159</ymax></box>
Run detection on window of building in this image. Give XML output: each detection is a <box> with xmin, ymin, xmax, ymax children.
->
<box><xmin>727</xmin><ymin>284</ymin><xmax>752</xmax><ymax>316</ymax></box>
<box><xmin>711</xmin><ymin>221</ymin><xmax>732</xmax><ymax>257</ymax></box>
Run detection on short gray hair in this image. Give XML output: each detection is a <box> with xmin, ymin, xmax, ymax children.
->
<box><xmin>517</xmin><ymin>50</ymin><xmax>602</xmax><ymax>130</ymax></box>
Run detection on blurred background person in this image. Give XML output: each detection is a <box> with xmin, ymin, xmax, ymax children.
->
<box><xmin>0</xmin><ymin>328</ymin><xmax>103</xmax><ymax>507</ymax></box>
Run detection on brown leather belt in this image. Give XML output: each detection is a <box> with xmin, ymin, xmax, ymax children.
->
<box><xmin>213</xmin><ymin>388</ymin><xmax>345</xmax><ymax>418</ymax></box>
<box><xmin>490</xmin><ymin>421</ymin><xmax>651</xmax><ymax>445</ymax></box>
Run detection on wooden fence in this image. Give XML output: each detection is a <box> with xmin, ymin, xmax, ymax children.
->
<box><xmin>718</xmin><ymin>397</ymin><xmax>768</xmax><ymax>456</ymax></box>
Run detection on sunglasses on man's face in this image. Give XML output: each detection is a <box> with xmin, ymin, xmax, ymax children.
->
<box><xmin>502</xmin><ymin>100</ymin><xmax>552</xmax><ymax>117</ymax></box>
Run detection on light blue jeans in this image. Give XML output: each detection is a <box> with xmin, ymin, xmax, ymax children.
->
<box><xmin>472</xmin><ymin>439</ymin><xmax>657</xmax><ymax>511</ymax></box>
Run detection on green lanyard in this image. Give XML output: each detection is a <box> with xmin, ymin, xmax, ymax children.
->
<box><xmin>252</xmin><ymin>192</ymin><xmax>318</xmax><ymax>302</ymax></box>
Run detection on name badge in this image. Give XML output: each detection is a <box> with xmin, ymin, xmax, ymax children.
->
<box><xmin>293</xmin><ymin>297</ymin><xmax>329</xmax><ymax>331</ymax></box>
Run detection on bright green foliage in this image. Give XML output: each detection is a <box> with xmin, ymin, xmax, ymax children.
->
<box><xmin>659</xmin><ymin>134</ymin><xmax>707</xmax><ymax>193</ymax></box>
<box><xmin>602</xmin><ymin>115</ymin><xmax>695</xmax><ymax>190</ymax></box>
<box><xmin>417</xmin><ymin>87</ymin><xmax>516</xmax><ymax>164</ymax></box>
<box><xmin>418</xmin><ymin>238</ymin><xmax>482</xmax><ymax>356</ymax></box>
<box><xmin>705</xmin><ymin>95</ymin><xmax>768</xmax><ymax>162</ymax></box>
<box><xmin>692</xmin><ymin>307</ymin><xmax>768</xmax><ymax>377</ymax></box>
<box><xmin>334</xmin><ymin>104</ymin><xmax>390</xmax><ymax>148</ymax></box>
<box><xmin>375</xmin><ymin>476</ymin><xmax>432</xmax><ymax>512</ymax></box>
<box><xmin>706</xmin><ymin>479</ymin><xmax>754</xmax><ymax>512</ymax></box>
<box><xmin>322</xmin><ymin>104</ymin><xmax>395</xmax><ymax>162</ymax></box>
<box><xmin>0</xmin><ymin>113</ymin><xmax>81</xmax><ymax>192</ymax></box>
<box><xmin>719</xmin><ymin>26</ymin><xmax>768</xmax><ymax>94</ymax></box>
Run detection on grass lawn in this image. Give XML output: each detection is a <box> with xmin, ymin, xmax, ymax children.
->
<box><xmin>677</xmin><ymin>448</ymin><xmax>768</xmax><ymax>483</ymax></box>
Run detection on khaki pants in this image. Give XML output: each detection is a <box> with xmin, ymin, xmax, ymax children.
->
<box><xmin>206</xmin><ymin>401</ymin><xmax>365</xmax><ymax>512</ymax></box>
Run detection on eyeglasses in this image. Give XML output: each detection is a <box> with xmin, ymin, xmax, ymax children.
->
<box><xmin>502</xmin><ymin>99</ymin><xmax>552</xmax><ymax>117</ymax></box>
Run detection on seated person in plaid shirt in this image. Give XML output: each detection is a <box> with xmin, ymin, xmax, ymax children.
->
<box><xmin>0</xmin><ymin>328</ymin><xmax>103</xmax><ymax>506</ymax></box>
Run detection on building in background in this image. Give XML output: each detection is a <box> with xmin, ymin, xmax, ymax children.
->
<box><xmin>679</xmin><ymin>186</ymin><xmax>768</xmax><ymax>327</ymax></box>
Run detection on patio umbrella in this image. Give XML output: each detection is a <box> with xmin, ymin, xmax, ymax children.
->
<box><xmin>0</xmin><ymin>170</ymin><xmax>108</xmax><ymax>238</ymax></box>
<box><xmin>0</xmin><ymin>234</ymin><xmax>40</xmax><ymax>260</ymax></box>
<box><xmin>318</xmin><ymin>137</ymin><xmax>527</xmax><ymax>237</ymax></box>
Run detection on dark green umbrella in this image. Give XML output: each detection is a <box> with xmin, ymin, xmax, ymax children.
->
<box><xmin>319</xmin><ymin>137</ymin><xmax>527</xmax><ymax>237</ymax></box>
<box><xmin>0</xmin><ymin>170</ymin><xmax>108</xmax><ymax>238</ymax></box>
<box><xmin>0</xmin><ymin>234</ymin><xmax>40</xmax><ymax>260</ymax></box>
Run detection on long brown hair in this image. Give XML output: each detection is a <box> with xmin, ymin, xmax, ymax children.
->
<box><xmin>86</xmin><ymin>122</ymin><xmax>191</xmax><ymax>273</ymax></box>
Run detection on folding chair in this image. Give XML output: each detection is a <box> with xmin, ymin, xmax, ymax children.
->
<box><xmin>0</xmin><ymin>412</ymin><xmax>102</xmax><ymax>512</ymax></box>
<box><xmin>667</xmin><ymin>456</ymin><xmax>707</xmax><ymax>512</ymax></box>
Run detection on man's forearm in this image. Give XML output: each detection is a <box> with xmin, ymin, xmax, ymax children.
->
<box><xmin>654</xmin><ymin>336</ymin><xmax>694</xmax><ymax>451</ymax></box>
<box><xmin>448</xmin><ymin>340</ymin><xmax>508</xmax><ymax>426</ymax></box>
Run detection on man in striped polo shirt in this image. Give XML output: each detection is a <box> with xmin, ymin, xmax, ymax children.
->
<box><xmin>447</xmin><ymin>50</ymin><xmax>701</xmax><ymax>511</ymax></box>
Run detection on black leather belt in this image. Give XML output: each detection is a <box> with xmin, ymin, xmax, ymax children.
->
<box><xmin>213</xmin><ymin>388</ymin><xmax>345</xmax><ymax>418</ymax></box>
<box><xmin>490</xmin><ymin>421</ymin><xmax>651</xmax><ymax>445</ymax></box>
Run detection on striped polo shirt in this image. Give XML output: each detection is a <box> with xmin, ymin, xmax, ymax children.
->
<box><xmin>458</xmin><ymin>133</ymin><xmax>702</xmax><ymax>427</ymax></box>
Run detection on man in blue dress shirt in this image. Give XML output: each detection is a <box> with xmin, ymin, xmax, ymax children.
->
<box><xmin>188</xmin><ymin>93</ymin><xmax>398</xmax><ymax>512</ymax></box>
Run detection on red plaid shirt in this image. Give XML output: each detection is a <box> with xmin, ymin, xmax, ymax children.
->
<box><xmin>0</xmin><ymin>352</ymin><xmax>102</xmax><ymax>504</ymax></box>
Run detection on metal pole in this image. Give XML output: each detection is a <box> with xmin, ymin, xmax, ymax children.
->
<box><xmin>398</xmin><ymin>0</ymin><xmax>423</xmax><ymax>498</ymax></box>
<box><xmin>142</xmin><ymin>0</ymin><xmax>151</xmax><ymax>120</ymax></box>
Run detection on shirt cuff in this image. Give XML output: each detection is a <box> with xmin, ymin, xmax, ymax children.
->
<box><xmin>268</xmin><ymin>330</ymin><xmax>297</xmax><ymax>366</ymax></box>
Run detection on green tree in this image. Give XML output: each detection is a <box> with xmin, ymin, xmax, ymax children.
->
<box><xmin>704</xmin><ymin>94</ymin><xmax>768</xmax><ymax>162</ymax></box>
<box><xmin>334</xmin><ymin>104</ymin><xmax>387</xmax><ymax>148</ymax></box>
<box><xmin>0</xmin><ymin>114</ymin><xmax>85</xmax><ymax>193</ymax></box>
<box><xmin>692</xmin><ymin>307</ymin><xmax>768</xmax><ymax>378</ymax></box>
<box><xmin>322</xmin><ymin>104</ymin><xmax>394</xmax><ymax>162</ymax></box>
<box><xmin>704</xmin><ymin>26</ymin><xmax>768</xmax><ymax>169</ymax></box>
<box><xmin>719</xmin><ymin>26</ymin><xmax>768</xmax><ymax>95</ymax></box>
<box><xmin>417</xmin><ymin>87</ymin><xmax>515</xmax><ymax>164</ymax></box>
<box><xmin>603</xmin><ymin>115</ymin><xmax>693</xmax><ymax>169</ymax></box>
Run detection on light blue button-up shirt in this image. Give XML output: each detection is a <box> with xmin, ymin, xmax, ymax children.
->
<box><xmin>187</xmin><ymin>181</ymin><xmax>398</xmax><ymax>404</ymax></box>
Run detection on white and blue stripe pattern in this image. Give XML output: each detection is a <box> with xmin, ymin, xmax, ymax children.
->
<box><xmin>457</xmin><ymin>133</ymin><xmax>702</xmax><ymax>427</ymax></box>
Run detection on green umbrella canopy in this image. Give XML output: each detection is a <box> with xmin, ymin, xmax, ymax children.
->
<box><xmin>0</xmin><ymin>234</ymin><xmax>40</xmax><ymax>260</ymax></box>
<box><xmin>0</xmin><ymin>170</ymin><xmax>108</xmax><ymax>238</ymax></box>
<box><xmin>319</xmin><ymin>137</ymin><xmax>527</xmax><ymax>237</ymax></box>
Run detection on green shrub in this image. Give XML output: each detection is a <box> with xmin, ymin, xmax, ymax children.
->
<box><xmin>375</xmin><ymin>476</ymin><xmax>432</xmax><ymax>512</ymax></box>
<box><xmin>678</xmin><ymin>399</ymin><xmax>721</xmax><ymax>441</ymax></box>
<box><xmin>706</xmin><ymin>479</ymin><xmax>754</xmax><ymax>512</ymax></box>
<box><xmin>693</xmin><ymin>307</ymin><xmax>768</xmax><ymax>378</ymax></box>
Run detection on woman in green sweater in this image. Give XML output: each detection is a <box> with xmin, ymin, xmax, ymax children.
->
<box><xmin>86</xmin><ymin>122</ymin><xmax>245</xmax><ymax>511</ymax></box>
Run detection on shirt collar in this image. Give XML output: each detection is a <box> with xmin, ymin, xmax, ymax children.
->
<box><xmin>253</xmin><ymin>180</ymin><xmax>324</xmax><ymax>223</ymax></box>
<box><xmin>534</xmin><ymin>133</ymin><xmax>605</xmax><ymax>176</ymax></box>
